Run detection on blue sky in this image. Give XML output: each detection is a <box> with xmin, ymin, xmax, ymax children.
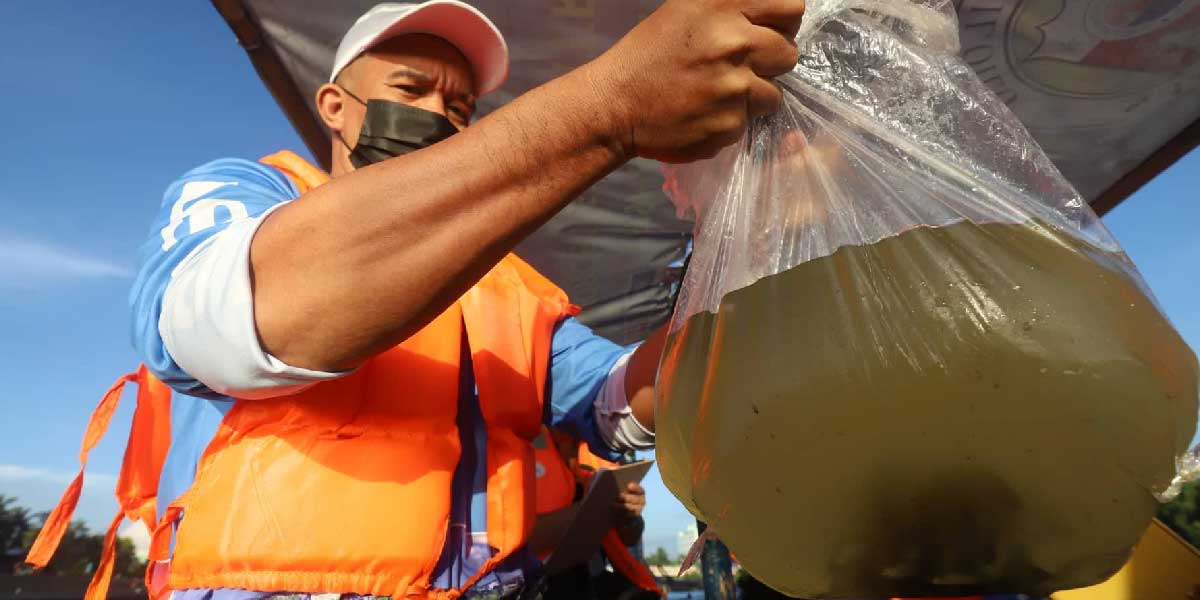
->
<box><xmin>0</xmin><ymin>1</ymin><xmax>1196</xmax><ymax>560</ymax></box>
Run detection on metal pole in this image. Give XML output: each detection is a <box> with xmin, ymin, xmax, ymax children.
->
<box><xmin>697</xmin><ymin>520</ymin><xmax>736</xmax><ymax>600</ymax></box>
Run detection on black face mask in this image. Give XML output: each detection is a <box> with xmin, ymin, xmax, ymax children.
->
<box><xmin>339</xmin><ymin>88</ymin><xmax>459</xmax><ymax>169</ymax></box>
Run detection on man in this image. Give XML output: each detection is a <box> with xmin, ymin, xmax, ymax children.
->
<box><xmin>121</xmin><ymin>1</ymin><xmax>805</xmax><ymax>599</ymax></box>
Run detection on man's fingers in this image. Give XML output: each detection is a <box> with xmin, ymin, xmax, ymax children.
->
<box><xmin>747</xmin><ymin>77</ymin><xmax>784</xmax><ymax>119</ymax></box>
<box><xmin>618</xmin><ymin>493</ymin><xmax>646</xmax><ymax>506</ymax></box>
<box><xmin>617</xmin><ymin>482</ymin><xmax>646</xmax><ymax>514</ymax></box>
<box><xmin>745</xmin><ymin>25</ymin><xmax>800</xmax><ymax>78</ymax></box>
<box><xmin>741</xmin><ymin>0</ymin><xmax>806</xmax><ymax>40</ymax></box>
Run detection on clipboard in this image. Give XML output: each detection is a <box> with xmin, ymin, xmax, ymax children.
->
<box><xmin>527</xmin><ymin>460</ymin><xmax>654</xmax><ymax>575</ymax></box>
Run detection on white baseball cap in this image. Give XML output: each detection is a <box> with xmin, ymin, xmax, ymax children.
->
<box><xmin>330</xmin><ymin>1</ymin><xmax>509</xmax><ymax>96</ymax></box>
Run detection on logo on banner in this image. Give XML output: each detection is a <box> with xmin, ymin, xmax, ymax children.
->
<box><xmin>1012</xmin><ymin>0</ymin><xmax>1200</xmax><ymax>97</ymax></box>
<box><xmin>956</xmin><ymin>0</ymin><xmax>1200</xmax><ymax>101</ymax></box>
<box><xmin>954</xmin><ymin>0</ymin><xmax>1200</xmax><ymax>198</ymax></box>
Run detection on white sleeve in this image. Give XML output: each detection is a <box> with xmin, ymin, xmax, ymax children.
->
<box><xmin>159</xmin><ymin>203</ymin><xmax>349</xmax><ymax>399</ymax></box>
<box><xmin>594</xmin><ymin>350</ymin><xmax>656</xmax><ymax>452</ymax></box>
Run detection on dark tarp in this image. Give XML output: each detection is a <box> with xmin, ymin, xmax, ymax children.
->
<box><xmin>213</xmin><ymin>0</ymin><xmax>1200</xmax><ymax>343</ymax></box>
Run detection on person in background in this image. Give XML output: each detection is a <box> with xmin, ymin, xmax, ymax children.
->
<box><xmin>534</xmin><ymin>427</ymin><xmax>659</xmax><ymax>600</ymax></box>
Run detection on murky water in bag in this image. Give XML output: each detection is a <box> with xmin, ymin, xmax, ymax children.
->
<box><xmin>657</xmin><ymin>220</ymin><xmax>1198</xmax><ymax>598</ymax></box>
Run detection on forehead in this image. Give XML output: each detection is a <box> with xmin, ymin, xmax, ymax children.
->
<box><xmin>348</xmin><ymin>34</ymin><xmax>475</xmax><ymax>93</ymax></box>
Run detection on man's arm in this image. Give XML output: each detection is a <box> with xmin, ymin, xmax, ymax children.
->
<box><xmin>130</xmin><ymin>158</ymin><xmax>312</xmax><ymax>397</ymax></box>
<box><xmin>624</xmin><ymin>325</ymin><xmax>668</xmax><ymax>433</ymax></box>
<box><xmin>545</xmin><ymin>318</ymin><xmax>639</xmax><ymax>459</ymax></box>
<box><xmin>250</xmin><ymin>0</ymin><xmax>806</xmax><ymax>372</ymax></box>
<box><xmin>251</xmin><ymin>69</ymin><xmax>622</xmax><ymax>371</ymax></box>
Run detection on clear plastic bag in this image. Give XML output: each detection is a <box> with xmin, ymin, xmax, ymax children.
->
<box><xmin>655</xmin><ymin>0</ymin><xmax>1200</xmax><ymax>597</ymax></box>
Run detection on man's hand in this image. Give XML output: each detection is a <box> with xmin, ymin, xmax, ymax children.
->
<box><xmin>588</xmin><ymin>0</ymin><xmax>806</xmax><ymax>163</ymax></box>
<box><xmin>614</xmin><ymin>482</ymin><xmax>648</xmax><ymax>546</ymax></box>
<box><xmin>615</xmin><ymin>482</ymin><xmax>647</xmax><ymax>520</ymax></box>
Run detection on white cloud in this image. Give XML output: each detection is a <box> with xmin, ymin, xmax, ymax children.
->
<box><xmin>0</xmin><ymin>463</ymin><xmax>117</xmax><ymax>492</ymax></box>
<box><xmin>0</xmin><ymin>464</ymin><xmax>121</xmax><ymax>532</ymax></box>
<box><xmin>676</xmin><ymin>522</ymin><xmax>699</xmax><ymax>557</ymax></box>
<box><xmin>118</xmin><ymin>520</ymin><xmax>151</xmax><ymax>561</ymax></box>
<box><xmin>0</xmin><ymin>236</ymin><xmax>133</xmax><ymax>283</ymax></box>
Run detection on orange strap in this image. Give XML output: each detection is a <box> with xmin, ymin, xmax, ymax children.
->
<box><xmin>24</xmin><ymin>371</ymin><xmax>138</xmax><ymax>567</ymax></box>
<box><xmin>601</xmin><ymin>530</ymin><xmax>662</xmax><ymax>595</ymax></box>
<box><xmin>259</xmin><ymin>150</ymin><xmax>330</xmax><ymax>193</ymax></box>
<box><xmin>117</xmin><ymin>367</ymin><xmax>172</xmax><ymax>528</ymax></box>
<box><xmin>84</xmin><ymin>511</ymin><xmax>128</xmax><ymax>600</ymax></box>
<box><xmin>25</xmin><ymin>367</ymin><xmax>173</xmax><ymax>600</ymax></box>
<box><xmin>145</xmin><ymin>559</ymin><xmax>172</xmax><ymax>600</ymax></box>
<box><xmin>147</xmin><ymin>503</ymin><xmax>183</xmax><ymax>569</ymax></box>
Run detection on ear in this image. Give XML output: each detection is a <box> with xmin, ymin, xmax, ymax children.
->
<box><xmin>315</xmin><ymin>83</ymin><xmax>347</xmax><ymax>133</ymax></box>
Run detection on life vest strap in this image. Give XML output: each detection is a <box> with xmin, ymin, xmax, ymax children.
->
<box><xmin>82</xmin><ymin>510</ymin><xmax>128</xmax><ymax>600</ymax></box>
<box><xmin>25</xmin><ymin>366</ymin><xmax>173</xmax><ymax>600</ymax></box>
<box><xmin>601</xmin><ymin>529</ymin><xmax>662</xmax><ymax>595</ymax></box>
<box><xmin>24</xmin><ymin>372</ymin><xmax>138</xmax><ymax>567</ymax></box>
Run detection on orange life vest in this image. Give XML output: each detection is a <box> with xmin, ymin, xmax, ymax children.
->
<box><xmin>533</xmin><ymin>430</ymin><xmax>577</xmax><ymax>516</ymax></box>
<box><xmin>534</xmin><ymin>428</ymin><xmax>662</xmax><ymax>596</ymax></box>
<box><xmin>28</xmin><ymin>150</ymin><xmax>579</xmax><ymax>600</ymax></box>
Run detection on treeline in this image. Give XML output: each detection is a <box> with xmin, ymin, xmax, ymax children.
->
<box><xmin>0</xmin><ymin>495</ymin><xmax>144</xmax><ymax>578</ymax></box>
